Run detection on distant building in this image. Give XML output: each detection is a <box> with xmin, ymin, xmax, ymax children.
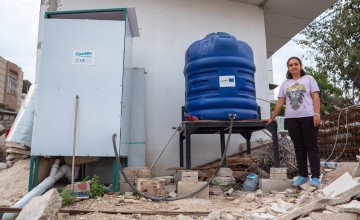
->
<box><xmin>22</xmin><ymin>80</ymin><xmax>32</xmax><ymax>94</ymax></box>
<box><xmin>0</xmin><ymin>56</ymin><xmax>24</xmax><ymax>112</ymax></box>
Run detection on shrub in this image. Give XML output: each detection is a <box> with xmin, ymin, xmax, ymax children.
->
<box><xmin>88</xmin><ymin>175</ymin><xmax>105</xmax><ymax>198</ymax></box>
<box><xmin>60</xmin><ymin>188</ymin><xmax>76</xmax><ymax>206</ymax></box>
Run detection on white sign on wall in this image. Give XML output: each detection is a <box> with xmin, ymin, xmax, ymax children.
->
<box><xmin>72</xmin><ymin>50</ymin><xmax>95</xmax><ymax>65</ymax></box>
<box><xmin>219</xmin><ymin>75</ymin><xmax>236</xmax><ymax>87</ymax></box>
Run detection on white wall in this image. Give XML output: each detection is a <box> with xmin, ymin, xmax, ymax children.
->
<box><xmin>39</xmin><ymin>0</ymin><xmax>271</xmax><ymax>176</ymax></box>
<box><xmin>267</xmin><ymin>57</ymin><xmax>275</xmax><ymax>101</ymax></box>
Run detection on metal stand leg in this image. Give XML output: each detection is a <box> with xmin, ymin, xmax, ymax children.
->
<box><xmin>240</xmin><ymin>131</ymin><xmax>253</xmax><ymax>154</ymax></box>
<box><xmin>266</xmin><ymin>122</ymin><xmax>280</xmax><ymax>167</ymax></box>
<box><xmin>220</xmin><ymin>129</ymin><xmax>227</xmax><ymax>167</ymax></box>
<box><xmin>185</xmin><ymin>127</ymin><xmax>191</xmax><ymax>169</ymax></box>
<box><xmin>112</xmin><ymin>158</ymin><xmax>119</xmax><ymax>192</ymax></box>
<box><xmin>28</xmin><ymin>156</ymin><xmax>40</xmax><ymax>191</ymax></box>
<box><xmin>180</xmin><ymin>132</ymin><xmax>184</xmax><ymax>167</ymax></box>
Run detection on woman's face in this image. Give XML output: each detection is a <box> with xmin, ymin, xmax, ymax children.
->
<box><xmin>287</xmin><ymin>58</ymin><xmax>302</xmax><ymax>75</ymax></box>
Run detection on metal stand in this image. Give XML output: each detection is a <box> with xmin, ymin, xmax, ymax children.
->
<box><xmin>179</xmin><ymin>120</ymin><xmax>279</xmax><ymax>169</ymax></box>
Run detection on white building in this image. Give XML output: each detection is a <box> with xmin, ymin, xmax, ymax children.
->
<box><xmin>36</xmin><ymin>0</ymin><xmax>337</xmax><ymax>176</ymax></box>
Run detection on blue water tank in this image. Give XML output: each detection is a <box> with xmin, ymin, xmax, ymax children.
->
<box><xmin>184</xmin><ymin>32</ymin><xmax>258</xmax><ymax>120</ymax></box>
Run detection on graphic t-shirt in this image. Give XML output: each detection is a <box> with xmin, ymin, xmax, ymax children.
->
<box><xmin>278</xmin><ymin>75</ymin><xmax>320</xmax><ymax>118</ymax></box>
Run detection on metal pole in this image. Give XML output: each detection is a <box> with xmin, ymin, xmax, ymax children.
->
<box><xmin>71</xmin><ymin>95</ymin><xmax>79</xmax><ymax>192</ymax></box>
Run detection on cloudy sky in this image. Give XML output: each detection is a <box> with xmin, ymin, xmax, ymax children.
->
<box><xmin>0</xmin><ymin>0</ymin><xmax>311</xmax><ymax>94</ymax></box>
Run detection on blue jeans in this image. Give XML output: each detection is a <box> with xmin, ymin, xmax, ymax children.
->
<box><xmin>285</xmin><ymin>117</ymin><xmax>320</xmax><ymax>178</ymax></box>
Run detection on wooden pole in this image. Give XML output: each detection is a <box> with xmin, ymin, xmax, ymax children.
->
<box><xmin>71</xmin><ymin>95</ymin><xmax>79</xmax><ymax>192</ymax></box>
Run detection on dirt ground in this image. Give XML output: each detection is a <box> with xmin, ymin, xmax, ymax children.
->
<box><xmin>0</xmin><ymin>156</ymin><xmax>357</xmax><ymax>219</ymax></box>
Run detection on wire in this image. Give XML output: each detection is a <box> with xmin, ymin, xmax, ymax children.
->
<box><xmin>324</xmin><ymin>104</ymin><xmax>360</xmax><ymax>161</ymax></box>
<box><xmin>112</xmin><ymin>115</ymin><xmax>236</xmax><ymax>201</ymax></box>
<box><xmin>149</xmin><ymin>123</ymin><xmax>182</xmax><ymax>170</ymax></box>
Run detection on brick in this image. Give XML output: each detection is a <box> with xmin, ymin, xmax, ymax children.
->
<box><xmin>181</xmin><ymin>171</ymin><xmax>198</xmax><ymax>182</ymax></box>
<box><xmin>270</xmin><ymin>167</ymin><xmax>287</xmax><ymax>174</ymax></box>
<box><xmin>137</xmin><ymin>178</ymin><xmax>165</xmax><ymax>197</ymax></box>
<box><xmin>177</xmin><ymin>181</ymin><xmax>209</xmax><ymax>198</ymax></box>
<box><xmin>259</xmin><ymin>179</ymin><xmax>292</xmax><ymax>194</ymax></box>
<box><xmin>120</xmin><ymin>167</ymin><xmax>151</xmax><ymax>184</ymax></box>
<box><xmin>270</xmin><ymin>173</ymin><xmax>288</xmax><ymax>180</ymax></box>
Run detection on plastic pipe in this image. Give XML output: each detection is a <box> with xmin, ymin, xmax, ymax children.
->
<box><xmin>2</xmin><ymin>160</ymin><xmax>75</xmax><ymax>220</ymax></box>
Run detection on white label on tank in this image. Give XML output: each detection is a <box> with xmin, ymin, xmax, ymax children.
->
<box><xmin>72</xmin><ymin>50</ymin><xmax>95</xmax><ymax>65</ymax></box>
<box><xmin>219</xmin><ymin>75</ymin><xmax>236</xmax><ymax>87</ymax></box>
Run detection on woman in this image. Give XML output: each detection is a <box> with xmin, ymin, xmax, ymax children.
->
<box><xmin>268</xmin><ymin>57</ymin><xmax>321</xmax><ymax>188</ymax></box>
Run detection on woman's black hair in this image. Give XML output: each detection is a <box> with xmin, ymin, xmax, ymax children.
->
<box><xmin>286</xmin><ymin>56</ymin><xmax>307</xmax><ymax>79</ymax></box>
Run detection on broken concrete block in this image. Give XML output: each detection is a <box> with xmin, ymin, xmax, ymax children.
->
<box><xmin>16</xmin><ymin>189</ymin><xmax>62</xmax><ymax>220</ymax></box>
<box><xmin>325</xmin><ymin>205</ymin><xmax>340</xmax><ymax>213</ymax></box>
<box><xmin>177</xmin><ymin>181</ymin><xmax>209</xmax><ymax>198</ymax></box>
<box><xmin>338</xmin><ymin>200</ymin><xmax>360</xmax><ymax>214</ymax></box>
<box><xmin>277</xmin><ymin>198</ymin><xmax>294</xmax><ymax>211</ymax></box>
<box><xmin>309</xmin><ymin>212</ymin><xmax>357</xmax><ymax>220</ymax></box>
<box><xmin>259</xmin><ymin>179</ymin><xmax>292</xmax><ymax>194</ymax></box>
<box><xmin>211</xmin><ymin>176</ymin><xmax>236</xmax><ymax>186</ymax></box>
<box><xmin>120</xmin><ymin>167</ymin><xmax>152</xmax><ymax>184</ymax></box>
<box><xmin>181</xmin><ymin>171</ymin><xmax>198</xmax><ymax>183</ymax></box>
<box><xmin>154</xmin><ymin>176</ymin><xmax>174</xmax><ymax>184</ymax></box>
<box><xmin>323</xmin><ymin>172</ymin><xmax>359</xmax><ymax>198</ymax></box>
<box><xmin>216</xmin><ymin>167</ymin><xmax>233</xmax><ymax>177</ymax></box>
<box><xmin>136</xmin><ymin>178</ymin><xmax>164</xmax><ymax>197</ymax></box>
<box><xmin>137</xmin><ymin>178</ymin><xmax>165</xmax><ymax>197</ymax></box>
<box><xmin>270</xmin><ymin>173</ymin><xmax>287</xmax><ymax>180</ymax></box>
<box><xmin>270</xmin><ymin>167</ymin><xmax>287</xmax><ymax>174</ymax></box>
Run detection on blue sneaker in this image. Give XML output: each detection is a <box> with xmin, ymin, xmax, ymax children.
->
<box><xmin>310</xmin><ymin>178</ymin><xmax>320</xmax><ymax>188</ymax></box>
<box><xmin>293</xmin><ymin>176</ymin><xmax>309</xmax><ymax>187</ymax></box>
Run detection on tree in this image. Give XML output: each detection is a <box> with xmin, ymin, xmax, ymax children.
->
<box><xmin>298</xmin><ymin>0</ymin><xmax>360</xmax><ymax>106</ymax></box>
<box><xmin>304</xmin><ymin>67</ymin><xmax>350</xmax><ymax>114</ymax></box>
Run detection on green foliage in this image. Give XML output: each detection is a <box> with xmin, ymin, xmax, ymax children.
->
<box><xmin>305</xmin><ymin>67</ymin><xmax>351</xmax><ymax>114</ymax></box>
<box><xmin>88</xmin><ymin>175</ymin><xmax>105</xmax><ymax>198</ymax></box>
<box><xmin>270</xmin><ymin>102</ymin><xmax>285</xmax><ymax>116</ymax></box>
<box><xmin>297</xmin><ymin>0</ymin><xmax>360</xmax><ymax>106</ymax></box>
<box><xmin>60</xmin><ymin>188</ymin><xmax>76</xmax><ymax>206</ymax></box>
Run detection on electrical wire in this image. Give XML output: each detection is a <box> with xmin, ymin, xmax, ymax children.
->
<box><xmin>324</xmin><ymin>104</ymin><xmax>360</xmax><ymax>161</ymax></box>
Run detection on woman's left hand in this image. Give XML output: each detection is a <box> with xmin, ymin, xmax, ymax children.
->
<box><xmin>313</xmin><ymin>115</ymin><xmax>320</xmax><ymax>127</ymax></box>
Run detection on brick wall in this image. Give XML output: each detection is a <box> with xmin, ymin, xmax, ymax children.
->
<box><xmin>4</xmin><ymin>61</ymin><xmax>23</xmax><ymax>112</ymax></box>
<box><xmin>0</xmin><ymin>57</ymin><xmax>6</xmax><ymax>104</ymax></box>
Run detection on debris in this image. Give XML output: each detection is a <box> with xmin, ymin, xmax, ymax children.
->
<box><xmin>16</xmin><ymin>189</ymin><xmax>62</xmax><ymax>220</ymax></box>
<box><xmin>323</xmin><ymin>172</ymin><xmax>359</xmax><ymax>198</ymax></box>
<box><xmin>338</xmin><ymin>200</ymin><xmax>360</xmax><ymax>214</ymax></box>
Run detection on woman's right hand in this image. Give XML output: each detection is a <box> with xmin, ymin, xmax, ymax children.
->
<box><xmin>266</xmin><ymin>118</ymin><xmax>274</xmax><ymax>125</ymax></box>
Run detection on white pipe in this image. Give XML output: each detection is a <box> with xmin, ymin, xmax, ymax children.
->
<box><xmin>2</xmin><ymin>160</ymin><xmax>76</xmax><ymax>220</ymax></box>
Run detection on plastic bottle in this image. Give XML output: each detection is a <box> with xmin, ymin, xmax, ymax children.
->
<box><xmin>320</xmin><ymin>161</ymin><xmax>339</xmax><ymax>169</ymax></box>
<box><xmin>243</xmin><ymin>173</ymin><xmax>259</xmax><ymax>191</ymax></box>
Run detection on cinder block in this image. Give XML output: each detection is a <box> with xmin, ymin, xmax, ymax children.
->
<box><xmin>259</xmin><ymin>179</ymin><xmax>292</xmax><ymax>194</ymax></box>
<box><xmin>181</xmin><ymin>171</ymin><xmax>198</xmax><ymax>182</ymax></box>
<box><xmin>120</xmin><ymin>167</ymin><xmax>151</xmax><ymax>183</ymax></box>
<box><xmin>270</xmin><ymin>167</ymin><xmax>287</xmax><ymax>174</ymax></box>
<box><xmin>137</xmin><ymin>178</ymin><xmax>165</xmax><ymax>197</ymax></box>
<box><xmin>270</xmin><ymin>173</ymin><xmax>288</xmax><ymax>180</ymax></box>
<box><xmin>177</xmin><ymin>181</ymin><xmax>209</xmax><ymax>198</ymax></box>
